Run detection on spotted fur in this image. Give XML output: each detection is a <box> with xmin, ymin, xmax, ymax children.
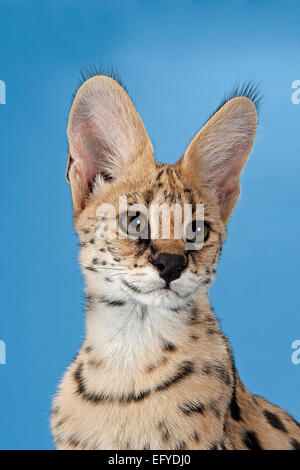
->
<box><xmin>51</xmin><ymin>73</ymin><xmax>300</xmax><ymax>450</ymax></box>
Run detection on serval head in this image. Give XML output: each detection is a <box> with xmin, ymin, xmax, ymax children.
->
<box><xmin>66</xmin><ymin>72</ymin><xmax>259</xmax><ymax>310</ymax></box>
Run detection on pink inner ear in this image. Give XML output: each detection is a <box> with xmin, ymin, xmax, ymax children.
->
<box><xmin>209</xmin><ymin>140</ymin><xmax>250</xmax><ymax>190</ymax></box>
<box><xmin>70</xmin><ymin>110</ymin><xmax>137</xmax><ymax>185</ymax></box>
<box><xmin>71</xmin><ymin>123</ymin><xmax>110</xmax><ymax>186</ymax></box>
<box><xmin>80</xmin><ymin>136</ymin><xmax>98</xmax><ymax>183</ymax></box>
<box><xmin>67</xmin><ymin>76</ymin><xmax>154</xmax><ymax>216</ymax></box>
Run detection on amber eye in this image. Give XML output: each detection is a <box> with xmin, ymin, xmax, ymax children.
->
<box><xmin>185</xmin><ymin>220</ymin><xmax>210</xmax><ymax>243</ymax></box>
<box><xmin>119</xmin><ymin>211</ymin><xmax>149</xmax><ymax>239</ymax></box>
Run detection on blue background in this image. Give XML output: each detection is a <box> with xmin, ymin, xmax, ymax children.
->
<box><xmin>0</xmin><ymin>0</ymin><xmax>299</xmax><ymax>450</ymax></box>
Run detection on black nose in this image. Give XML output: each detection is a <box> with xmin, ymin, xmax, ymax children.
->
<box><xmin>151</xmin><ymin>253</ymin><xmax>187</xmax><ymax>284</ymax></box>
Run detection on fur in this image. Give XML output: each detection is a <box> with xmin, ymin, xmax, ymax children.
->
<box><xmin>51</xmin><ymin>73</ymin><xmax>300</xmax><ymax>450</ymax></box>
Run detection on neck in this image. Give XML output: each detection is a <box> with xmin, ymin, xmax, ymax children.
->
<box><xmin>76</xmin><ymin>288</ymin><xmax>233</xmax><ymax>413</ymax></box>
<box><xmin>84</xmin><ymin>291</ymin><xmax>220</xmax><ymax>373</ymax></box>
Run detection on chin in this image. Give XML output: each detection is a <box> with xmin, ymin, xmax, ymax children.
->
<box><xmin>131</xmin><ymin>286</ymin><xmax>193</xmax><ymax>309</ymax></box>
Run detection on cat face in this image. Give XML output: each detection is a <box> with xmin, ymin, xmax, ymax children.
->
<box><xmin>67</xmin><ymin>74</ymin><xmax>258</xmax><ymax>309</ymax></box>
<box><xmin>75</xmin><ymin>161</ymin><xmax>224</xmax><ymax>309</ymax></box>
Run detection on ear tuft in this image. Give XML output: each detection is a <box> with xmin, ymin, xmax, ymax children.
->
<box><xmin>72</xmin><ymin>64</ymin><xmax>128</xmax><ymax>106</ymax></box>
<box><xmin>212</xmin><ymin>81</ymin><xmax>263</xmax><ymax>119</ymax></box>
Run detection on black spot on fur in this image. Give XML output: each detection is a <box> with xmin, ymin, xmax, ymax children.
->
<box><xmin>209</xmin><ymin>442</ymin><xmax>218</xmax><ymax>450</ymax></box>
<box><xmin>122</xmin><ymin>279</ymin><xmax>142</xmax><ymax>293</ymax></box>
<box><xmin>158</xmin><ymin>421</ymin><xmax>170</xmax><ymax>441</ymax></box>
<box><xmin>206</xmin><ymin>328</ymin><xmax>220</xmax><ymax>335</ymax></box>
<box><xmin>74</xmin><ymin>363</ymin><xmax>151</xmax><ymax>404</ymax></box>
<box><xmin>156</xmin><ymin>361</ymin><xmax>193</xmax><ymax>391</ymax></box>
<box><xmin>180</xmin><ymin>400</ymin><xmax>205</xmax><ymax>416</ymax></box>
<box><xmin>54</xmin><ymin>418</ymin><xmax>66</xmax><ymax>428</ymax></box>
<box><xmin>51</xmin><ymin>406</ymin><xmax>59</xmax><ymax>416</ymax></box>
<box><xmin>290</xmin><ymin>416</ymin><xmax>300</xmax><ymax>429</ymax></box>
<box><xmin>85</xmin><ymin>266</ymin><xmax>97</xmax><ymax>272</ymax></box>
<box><xmin>163</xmin><ymin>190</ymin><xmax>169</xmax><ymax>201</ymax></box>
<box><xmin>163</xmin><ymin>341</ymin><xmax>176</xmax><ymax>352</ymax></box>
<box><xmin>120</xmin><ymin>389</ymin><xmax>151</xmax><ymax>403</ymax></box>
<box><xmin>213</xmin><ymin>364</ymin><xmax>231</xmax><ymax>386</ymax></box>
<box><xmin>149</xmin><ymin>243</ymin><xmax>158</xmax><ymax>255</ymax></box>
<box><xmin>209</xmin><ymin>401</ymin><xmax>221</xmax><ymax>419</ymax></box>
<box><xmin>99</xmin><ymin>297</ymin><xmax>125</xmax><ymax>307</ymax></box>
<box><xmin>68</xmin><ymin>436</ymin><xmax>81</xmax><ymax>448</ymax></box>
<box><xmin>186</xmin><ymin>305</ymin><xmax>198</xmax><ymax>324</ymax></box>
<box><xmin>135</xmin><ymin>237</ymin><xmax>150</xmax><ymax>256</ymax></box>
<box><xmin>74</xmin><ymin>363</ymin><xmax>109</xmax><ymax>403</ymax></box>
<box><xmin>156</xmin><ymin>169</ymin><xmax>164</xmax><ymax>181</ymax></box>
<box><xmin>243</xmin><ymin>430</ymin><xmax>263</xmax><ymax>450</ymax></box>
<box><xmin>144</xmin><ymin>190</ymin><xmax>153</xmax><ymax>205</ymax></box>
<box><xmin>229</xmin><ymin>389</ymin><xmax>242</xmax><ymax>421</ymax></box>
<box><xmin>202</xmin><ymin>363</ymin><xmax>211</xmax><ymax>375</ymax></box>
<box><xmin>174</xmin><ymin>440</ymin><xmax>186</xmax><ymax>450</ymax></box>
<box><xmin>290</xmin><ymin>438</ymin><xmax>300</xmax><ymax>450</ymax></box>
<box><xmin>263</xmin><ymin>409</ymin><xmax>287</xmax><ymax>433</ymax></box>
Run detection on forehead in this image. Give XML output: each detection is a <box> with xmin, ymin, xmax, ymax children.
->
<box><xmin>104</xmin><ymin>164</ymin><xmax>202</xmax><ymax>205</ymax></box>
<box><xmin>82</xmin><ymin>162</ymin><xmax>220</xmax><ymax>224</ymax></box>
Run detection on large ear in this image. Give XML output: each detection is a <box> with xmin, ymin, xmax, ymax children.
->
<box><xmin>66</xmin><ymin>75</ymin><xmax>153</xmax><ymax>216</ymax></box>
<box><xmin>179</xmin><ymin>95</ymin><xmax>258</xmax><ymax>223</ymax></box>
